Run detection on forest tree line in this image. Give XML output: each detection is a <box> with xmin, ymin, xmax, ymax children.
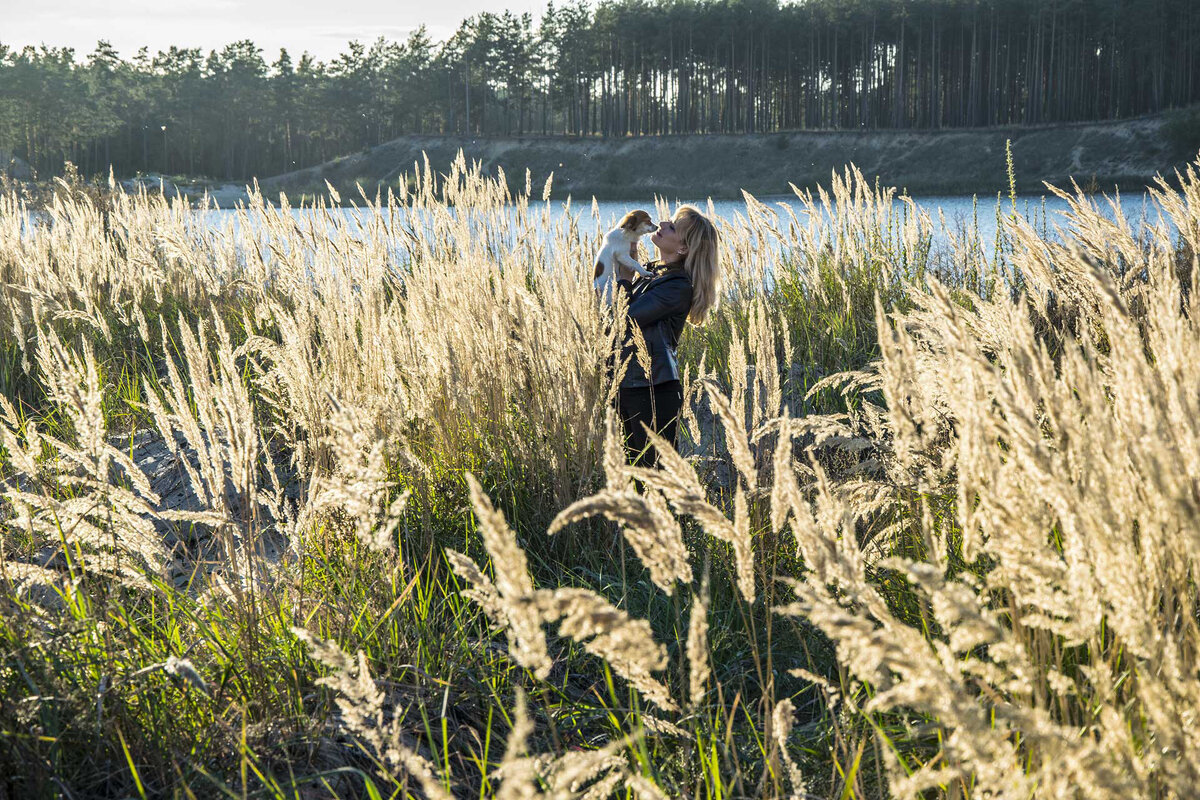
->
<box><xmin>2</xmin><ymin>0</ymin><xmax>1198</xmax><ymax>181</ymax></box>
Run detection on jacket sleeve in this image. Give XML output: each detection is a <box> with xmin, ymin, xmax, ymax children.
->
<box><xmin>624</xmin><ymin>278</ymin><xmax>691</xmax><ymax>328</ymax></box>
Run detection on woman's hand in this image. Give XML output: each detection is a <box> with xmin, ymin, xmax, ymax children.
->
<box><xmin>617</xmin><ymin>242</ymin><xmax>638</xmax><ymax>282</ymax></box>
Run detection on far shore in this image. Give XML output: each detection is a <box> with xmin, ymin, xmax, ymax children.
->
<box><xmin>16</xmin><ymin>108</ymin><xmax>1199</xmax><ymax>208</ymax></box>
<box><xmin>251</xmin><ymin>109</ymin><xmax>1199</xmax><ymax>204</ymax></box>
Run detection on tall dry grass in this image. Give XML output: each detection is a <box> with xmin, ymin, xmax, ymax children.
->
<box><xmin>0</xmin><ymin>148</ymin><xmax>1197</xmax><ymax>798</ymax></box>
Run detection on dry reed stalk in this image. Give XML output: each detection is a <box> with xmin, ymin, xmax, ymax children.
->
<box><xmin>494</xmin><ymin>688</ymin><xmax>539</xmax><ymax>800</ymax></box>
<box><xmin>492</xmin><ymin>687</ymin><xmax>667</xmax><ymax>799</ymax></box>
<box><xmin>686</xmin><ymin>576</ymin><xmax>710</xmax><ymax>709</ymax></box>
<box><xmin>299</xmin><ymin>400</ymin><xmax>410</xmax><ymax>553</ymax></box>
<box><xmin>0</xmin><ymin>325</ymin><xmax>205</xmax><ymax>586</ymax></box>
<box><xmin>624</xmin><ymin>775</ymin><xmax>671</xmax><ymax>800</ymax></box>
<box><xmin>446</xmin><ymin>473</ymin><xmax>551</xmax><ymax>678</ymax></box>
<box><xmin>701</xmin><ymin>378</ymin><xmax>758</xmax><ymax>492</ymax></box>
<box><xmin>601</xmin><ymin>406</ymin><xmax>633</xmax><ymax>491</ymax></box>
<box><xmin>547</xmin><ymin>484</ymin><xmax>691</xmax><ymax>594</ymax></box>
<box><xmin>140</xmin><ymin>312</ymin><xmax>284</xmax><ymax>584</ymax></box>
<box><xmin>450</xmin><ymin>473</ymin><xmax>677</xmax><ymax>711</ymax></box>
<box><xmin>771</xmin><ymin>698</ymin><xmax>808</xmax><ymax>799</ymax></box>
<box><xmin>766</xmin><ymin>165</ymin><xmax>1200</xmax><ymax>797</ymax></box>
<box><xmin>532</xmin><ymin>587</ymin><xmax>676</xmax><ymax>712</ymax></box>
<box><xmin>624</xmin><ymin>421</ymin><xmax>758</xmax><ymax>603</ymax></box>
<box><xmin>292</xmin><ymin>628</ymin><xmax>453</xmax><ymax>800</ymax></box>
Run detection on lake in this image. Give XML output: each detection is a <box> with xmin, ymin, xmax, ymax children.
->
<box><xmin>200</xmin><ymin>189</ymin><xmax>1172</xmax><ymax>269</ymax></box>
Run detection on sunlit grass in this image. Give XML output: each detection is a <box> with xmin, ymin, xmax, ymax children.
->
<box><xmin>2</xmin><ymin>152</ymin><xmax>1198</xmax><ymax>798</ymax></box>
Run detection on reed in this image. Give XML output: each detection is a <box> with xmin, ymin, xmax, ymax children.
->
<box><xmin>1</xmin><ymin>151</ymin><xmax>1196</xmax><ymax>798</ymax></box>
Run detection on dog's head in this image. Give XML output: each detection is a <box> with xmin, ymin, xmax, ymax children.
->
<box><xmin>618</xmin><ymin>209</ymin><xmax>656</xmax><ymax>238</ymax></box>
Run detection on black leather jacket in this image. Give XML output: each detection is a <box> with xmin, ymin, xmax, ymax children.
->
<box><xmin>613</xmin><ymin>262</ymin><xmax>693</xmax><ymax>389</ymax></box>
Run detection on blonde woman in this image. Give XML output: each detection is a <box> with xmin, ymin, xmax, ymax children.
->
<box><xmin>613</xmin><ymin>204</ymin><xmax>720</xmax><ymax>469</ymax></box>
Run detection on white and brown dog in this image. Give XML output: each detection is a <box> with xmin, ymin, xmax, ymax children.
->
<box><xmin>593</xmin><ymin>209</ymin><xmax>658</xmax><ymax>304</ymax></box>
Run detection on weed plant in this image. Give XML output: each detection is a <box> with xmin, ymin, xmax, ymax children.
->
<box><xmin>1</xmin><ymin>151</ymin><xmax>1199</xmax><ymax>799</ymax></box>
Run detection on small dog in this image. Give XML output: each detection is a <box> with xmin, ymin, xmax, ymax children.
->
<box><xmin>593</xmin><ymin>209</ymin><xmax>658</xmax><ymax>304</ymax></box>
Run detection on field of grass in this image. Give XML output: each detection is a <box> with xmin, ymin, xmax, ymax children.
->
<box><xmin>1</xmin><ymin>152</ymin><xmax>1198</xmax><ymax>799</ymax></box>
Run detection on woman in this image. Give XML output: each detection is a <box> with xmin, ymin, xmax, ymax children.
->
<box><xmin>613</xmin><ymin>205</ymin><xmax>720</xmax><ymax>469</ymax></box>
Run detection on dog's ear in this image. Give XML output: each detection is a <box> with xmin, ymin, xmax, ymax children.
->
<box><xmin>620</xmin><ymin>209</ymin><xmax>652</xmax><ymax>231</ymax></box>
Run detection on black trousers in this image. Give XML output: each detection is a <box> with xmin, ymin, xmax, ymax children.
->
<box><xmin>617</xmin><ymin>380</ymin><xmax>684</xmax><ymax>469</ymax></box>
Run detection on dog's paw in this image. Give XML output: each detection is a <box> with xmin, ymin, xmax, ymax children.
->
<box><xmin>633</xmin><ymin>264</ymin><xmax>658</xmax><ymax>279</ymax></box>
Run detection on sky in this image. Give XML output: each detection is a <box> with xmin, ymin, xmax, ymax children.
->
<box><xmin>1</xmin><ymin>0</ymin><xmax>547</xmax><ymax>63</ymax></box>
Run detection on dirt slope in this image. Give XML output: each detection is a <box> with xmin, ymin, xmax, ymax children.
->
<box><xmin>258</xmin><ymin>110</ymin><xmax>1199</xmax><ymax>201</ymax></box>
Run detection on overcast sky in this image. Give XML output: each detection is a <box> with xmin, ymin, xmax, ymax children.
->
<box><xmin>1</xmin><ymin>0</ymin><xmax>547</xmax><ymax>62</ymax></box>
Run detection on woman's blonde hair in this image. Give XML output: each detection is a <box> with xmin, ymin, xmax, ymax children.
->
<box><xmin>674</xmin><ymin>205</ymin><xmax>720</xmax><ymax>326</ymax></box>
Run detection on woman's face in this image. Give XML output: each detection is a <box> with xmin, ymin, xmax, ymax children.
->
<box><xmin>650</xmin><ymin>215</ymin><xmax>688</xmax><ymax>262</ymax></box>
